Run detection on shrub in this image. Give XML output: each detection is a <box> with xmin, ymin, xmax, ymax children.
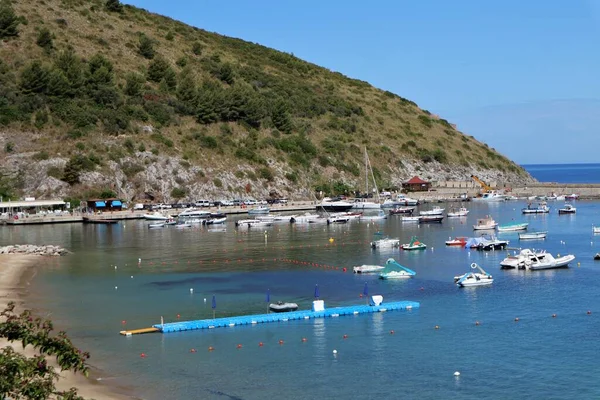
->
<box><xmin>105</xmin><ymin>0</ymin><xmax>123</xmax><ymax>12</ymax></box>
<box><xmin>171</xmin><ymin>187</ymin><xmax>186</xmax><ymax>199</ymax></box>
<box><xmin>47</xmin><ymin>166</ymin><xmax>63</xmax><ymax>179</ymax></box>
<box><xmin>0</xmin><ymin>2</ymin><xmax>21</xmax><ymax>39</ymax></box>
<box><xmin>147</xmin><ymin>57</ymin><xmax>170</xmax><ymax>83</ymax></box>
<box><xmin>121</xmin><ymin>161</ymin><xmax>144</xmax><ymax>177</ymax></box>
<box><xmin>213</xmin><ymin>178</ymin><xmax>222</xmax><ymax>187</ymax></box>
<box><xmin>36</xmin><ymin>28</ymin><xmax>54</xmax><ymax>52</ymax></box>
<box><xmin>191</xmin><ymin>41</ymin><xmax>203</xmax><ymax>56</ymax></box>
<box><xmin>33</xmin><ymin>151</ymin><xmax>49</xmax><ymax>161</ymax></box>
<box><xmin>124</xmin><ymin>72</ymin><xmax>145</xmax><ymax>96</ymax></box>
<box><xmin>5</xmin><ymin>142</ymin><xmax>14</xmax><ymax>153</ymax></box>
<box><xmin>257</xmin><ymin>167</ymin><xmax>274</xmax><ymax>181</ymax></box>
<box><xmin>138</xmin><ymin>34</ymin><xmax>155</xmax><ymax>59</ymax></box>
<box><xmin>285</xmin><ymin>172</ymin><xmax>298</xmax><ymax>183</ymax></box>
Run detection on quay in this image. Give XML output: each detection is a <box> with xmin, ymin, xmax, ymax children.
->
<box><xmin>120</xmin><ymin>300</ymin><xmax>419</xmax><ymax>336</ymax></box>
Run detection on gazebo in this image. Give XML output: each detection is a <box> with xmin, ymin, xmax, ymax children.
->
<box><xmin>402</xmin><ymin>176</ymin><xmax>431</xmax><ymax>192</ymax></box>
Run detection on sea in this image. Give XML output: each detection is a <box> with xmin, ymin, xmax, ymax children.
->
<box><xmin>3</xmin><ymin>164</ymin><xmax>600</xmax><ymax>399</ymax></box>
<box><xmin>522</xmin><ymin>163</ymin><xmax>600</xmax><ymax>184</ymax></box>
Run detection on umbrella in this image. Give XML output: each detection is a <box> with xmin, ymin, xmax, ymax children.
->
<box><xmin>211</xmin><ymin>295</ymin><xmax>216</xmax><ymax>319</ymax></box>
<box><xmin>314</xmin><ymin>284</ymin><xmax>320</xmax><ymax>299</ymax></box>
<box><xmin>266</xmin><ymin>289</ymin><xmax>271</xmax><ymax>313</ymax></box>
<box><xmin>363</xmin><ymin>282</ymin><xmax>369</xmax><ymax>304</ymax></box>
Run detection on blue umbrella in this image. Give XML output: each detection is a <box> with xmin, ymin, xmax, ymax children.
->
<box><xmin>363</xmin><ymin>282</ymin><xmax>369</xmax><ymax>304</ymax></box>
<box><xmin>211</xmin><ymin>295</ymin><xmax>216</xmax><ymax>319</ymax></box>
<box><xmin>314</xmin><ymin>284</ymin><xmax>320</xmax><ymax>299</ymax></box>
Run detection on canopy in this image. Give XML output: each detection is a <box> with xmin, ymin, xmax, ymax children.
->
<box><xmin>111</xmin><ymin>200</ymin><xmax>122</xmax><ymax>207</ymax></box>
<box><xmin>95</xmin><ymin>201</ymin><xmax>106</xmax><ymax>208</ymax></box>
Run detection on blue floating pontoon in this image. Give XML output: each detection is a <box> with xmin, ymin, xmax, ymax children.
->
<box><xmin>153</xmin><ymin>300</ymin><xmax>419</xmax><ymax>333</ymax></box>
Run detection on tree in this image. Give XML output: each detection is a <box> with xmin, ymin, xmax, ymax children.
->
<box><xmin>124</xmin><ymin>72</ymin><xmax>144</xmax><ymax>97</ymax></box>
<box><xmin>104</xmin><ymin>0</ymin><xmax>123</xmax><ymax>12</ymax></box>
<box><xmin>0</xmin><ymin>302</ymin><xmax>90</xmax><ymax>400</ymax></box>
<box><xmin>170</xmin><ymin>187</ymin><xmax>186</xmax><ymax>199</ymax></box>
<box><xmin>271</xmin><ymin>99</ymin><xmax>293</xmax><ymax>133</ymax></box>
<box><xmin>138</xmin><ymin>34</ymin><xmax>155</xmax><ymax>59</ymax></box>
<box><xmin>217</xmin><ymin>63</ymin><xmax>234</xmax><ymax>85</ymax></box>
<box><xmin>54</xmin><ymin>49</ymin><xmax>84</xmax><ymax>97</ymax></box>
<box><xmin>146</xmin><ymin>57</ymin><xmax>170</xmax><ymax>83</ymax></box>
<box><xmin>20</xmin><ymin>61</ymin><xmax>50</xmax><ymax>94</ymax></box>
<box><xmin>191</xmin><ymin>41</ymin><xmax>203</xmax><ymax>56</ymax></box>
<box><xmin>0</xmin><ymin>2</ymin><xmax>20</xmax><ymax>39</ymax></box>
<box><xmin>36</xmin><ymin>28</ymin><xmax>54</xmax><ymax>52</ymax></box>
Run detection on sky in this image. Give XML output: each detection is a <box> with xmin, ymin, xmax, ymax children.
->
<box><xmin>123</xmin><ymin>0</ymin><xmax>600</xmax><ymax>164</ymax></box>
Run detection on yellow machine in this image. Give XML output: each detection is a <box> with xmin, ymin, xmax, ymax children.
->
<box><xmin>470</xmin><ymin>175</ymin><xmax>494</xmax><ymax>193</ymax></box>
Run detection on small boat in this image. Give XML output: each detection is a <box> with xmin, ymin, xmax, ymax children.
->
<box><xmin>379</xmin><ymin>258</ymin><xmax>416</xmax><ymax>279</ymax></box>
<box><xmin>360</xmin><ymin>210</ymin><xmax>387</xmax><ymax>221</ymax></box>
<box><xmin>454</xmin><ymin>263</ymin><xmax>493</xmax><ymax>287</ymax></box>
<box><xmin>402</xmin><ymin>216</ymin><xmax>422</xmax><ymax>223</ymax></box>
<box><xmin>327</xmin><ymin>215</ymin><xmax>350</xmax><ymax>224</ymax></box>
<box><xmin>401</xmin><ymin>236</ymin><xmax>426</xmax><ymax>251</ymax></box>
<box><xmin>526</xmin><ymin>253</ymin><xmax>576</xmax><ymax>270</ymax></box>
<box><xmin>476</xmin><ymin>235</ymin><xmax>508</xmax><ymax>251</ymax></box>
<box><xmin>472</xmin><ymin>191</ymin><xmax>506</xmax><ymax>202</ymax></box>
<box><xmin>565</xmin><ymin>194</ymin><xmax>580</xmax><ymax>200</ymax></box>
<box><xmin>175</xmin><ymin>223</ymin><xmax>192</xmax><ymax>229</ymax></box>
<box><xmin>291</xmin><ymin>213</ymin><xmax>321</xmax><ymax>223</ymax></box>
<box><xmin>388</xmin><ymin>206</ymin><xmax>415</xmax><ymax>215</ymax></box>
<box><xmin>269</xmin><ymin>301</ymin><xmax>299</xmax><ymax>313</ymax></box>
<box><xmin>248</xmin><ymin>206</ymin><xmax>270</xmax><ymax>215</ymax></box>
<box><xmin>316</xmin><ymin>197</ymin><xmax>354</xmax><ymax>212</ymax></box>
<box><xmin>595</xmin><ymin>253</ymin><xmax>600</xmax><ymax>261</ymax></box>
<box><xmin>370</xmin><ymin>237</ymin><xmax>400</xmax><ymax>249</ymax></box>
<box><xmin>594</xmin><ymin>226</ymin><xmax>600</xmax><ymax>234</ymax></box>
<box><xmin>419</xmin><ymin>206</ymin><xmax>444</xmax><ymax>216</ymax></box>
<box><xmin>164</xmin><ymin>219</ymin><xmax>177</xmax><ymax>226</ymax></box>
<box><xmin>445</xmin><ymin>237</ymin><xmax>467</xmax><ymax>246</ymax></box>
<box><xmin>205</xmin><ymin>217</ymin><xmax>227</xmax><ymax>225</ymax></box>
<box><xmin>497</xmin><ymin>222</ymin><xmax>529</xmax><ymax>232</ymax></box>
<box><xmin>518</xmin><ymin>231</ymin><xmax>547</xmax><ymax>240</ymax></box>
<box><xmin>353</xmin><ymin>264</ymin><xmax>385</xmax><ymax>274</ymax></box>
<box><xmin>143</xmin><ymin>212</ymin><xmax>169</xmax><ymax>221</ymax></box>
<box><xmin>148</xmin><ymin>222</ymin><xmax>165</xmax><ymax>229</ymax></box>
<box><xmin>473</xmin><ymin>216</ymin><xmax>498</xmax><ymax>230</ymax></box>
<box><xmin>558</xmin><ymin>204</ymin><xmax>576</xmax><ymax>214</ymax></box>
<box><xmin>419</xmin><ymin>215</ymin><xmax>444</xmax><ymax>223</ymax></box>
<box><xmin>500</xmin><ymin>249</ymin><xmax>548</xmax><ymax>269</ymax></box>
<box><xmin>522</xmin><ymin>202</ymin><xmax>550</xmax><ymax>214</ymax></box>
<box><xmin>447</xmin><ymin>207</ymin><xmax>469</xmax><ymax>217</ymax></box>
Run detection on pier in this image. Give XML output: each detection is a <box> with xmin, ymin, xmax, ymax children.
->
<box><xmin>118</xmin><ymin>300</ymin><xmax>420</xmax><ymax>336</ymax></box>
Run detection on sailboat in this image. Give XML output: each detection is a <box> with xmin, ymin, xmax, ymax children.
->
<box><xmin>352</xmin><ymin>148</ymin><xmax>381</xmax><ymax>210</ymax></box>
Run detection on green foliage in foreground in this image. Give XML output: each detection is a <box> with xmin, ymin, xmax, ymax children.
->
<box><xmin>0</xmin><ymin>302</ymin><xmax>90</xmax><ymax>400</ymax></box>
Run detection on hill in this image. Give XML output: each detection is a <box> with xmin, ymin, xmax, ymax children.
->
<box><xmin>0</xmin><ymin>0</ymin><xmax>533</xmax><ymax>203</ymax></box>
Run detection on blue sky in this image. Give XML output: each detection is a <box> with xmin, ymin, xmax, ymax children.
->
<box><xmin>124</xmin><ymin>1</ymin><xmax>600</xmax><ymax>163</ymax></box>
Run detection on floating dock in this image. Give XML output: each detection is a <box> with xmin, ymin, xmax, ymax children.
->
<box><xmin>147</xmin><ymin>301</ymin><xmax>419</xmax><ymax>334</ymax></box>
<box><xmin>119</xmin><ymin>327</ymin><xmax>160</xmax><ymax>336</ymax></box>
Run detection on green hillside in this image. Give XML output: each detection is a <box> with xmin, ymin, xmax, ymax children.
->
<box><xmin>0</xmin><ymin>0</ymin><xmax>530</xmax><ymax>201</ymax></box>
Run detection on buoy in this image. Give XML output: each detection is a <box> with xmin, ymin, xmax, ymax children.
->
<box><xmin>420</xmin><ymin>287</ymin><xmax>424</xmax><ymax>291</ymax></box>
<box><xmin>237</xmin><ymin>344</ymin><xmax>243</xmax><ymax>349</ymax></box>
<box><xmin>435</xmin><ymin>325</ymin><xmax>440</xmax><ymax>330</ymax></box>
<box><xmin>190</xmin><ymin>348</ymin><xmax>196</xmax><ymax>353</ymax></box>
<box><xmin>514</xmin><ymin>317</ymin><xmax>519</xmax><ymax>322</ymax></box>
<box><xmin>140</xmin><ymin>353</ymin><xmax>146</xmax><ymax>358</ymax></box>
<box><xmin>190</xmin><ymin>288</ymin><xmax>194</xmax><ymax>293</ymax></box>
<box><xmin>343</xmin><ymin>334</ymin><xmax>348</xmax><ymax>339</ymax></box>
<box><xmin>138</xmin><ymin>258</ymin><xmax>141</xmax><ymax>263</ymax></box>
<box><xmin>552</xmin><ymin>314</ymin><xmax>557</xmax><ymax>318</ymax></box>
<box><xmin>359</xmin><ymin>294</ymin><xmax>363</xmax><ymax>298</ymax></box>
<box><xmin>130</xmin><ymin>275</ymin><xmax>134</xmax><ymax>279</ymax></box>
<box><xmin>204</xmin><ymin>298</ymin><xmax>207</xmax><ymax>303</ymax></box>
<box><xmin>475</xmin><ymin>321</ymin><xmax>480</xmax><ymax>326</ymax></box>
<box><xmin>329</xmin><ymin>238</ymin><xmax>334</xmax><ymax>243</ymax></box>
<box><xmin>114</xmin><ymin>286</ymin><xmax>118</xmax><ymax>290</ymax></box>
<box><xmin>114</xmin><ymin>265</ymin><xmax>117</xmax><ymax>269</ymax></box>
<box><xmin>332</xmin><ymin>349</ymin><xmax>337</xmax><ymax>354</ymax></box>
<box><xmin>454</xmin><ymin>371</ymin><xmax>460</xmax><ymax>377</ymax></box>
<box><xmin>177</xmin><ymin>314</ymin><xmax>180</xmax><ymax>319</ymax></box>
<box><xmin>259</xmin><ymin>342</ymin><xmax>264</xmax><ymax>347</ymax></box>
<box><xmin>342</xmin><ymin>267</ymin><xmax>347</xmax><ymax>272</ymax></box>
<box><xmin>208</xmin><ymin>346</ymin><xmax>214</xmax><ymax>351</ymax></box>
<box><xmin>121</xmin><ymin>320</ymin><xmax>126</xmax><ymax>324</ymax></box>
<box><xmin>278</xmin><ymin>340</ymin><xmax>284</xmax><ymax>345</ymax></box>
<box><xmin>390</xmin><ymin>330</ymin><xmax>395</xmax><ymax>334</ymax></box>
<box><xmin>578</xmin><ymin>262</ymin><xmax>581</xmax><ymax>267</ymax></box>
<box><xmin>301</xmin><ymin>338</ymin><xmax>307</xmax><ymax>342</ymax></box>
<box><xmin>587</xmin><ymin>310</ymin><xmax>592</xmax><ymax>315</ymax></box>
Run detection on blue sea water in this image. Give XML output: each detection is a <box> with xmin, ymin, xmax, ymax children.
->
<box><xmin>522</xmin><ymin>163</ymin><xmax>600</xmax><ymax>184</ymax></box>
<box><xmin>3</xmin><ymin>198</ymin><xmax>600</xmax><ymax>400</ymax></box>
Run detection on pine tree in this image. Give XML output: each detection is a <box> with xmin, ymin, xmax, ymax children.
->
<box><xmin>138</xmin><ymin>34</ymin><xmax>155</xmax><ymax>59</ymax></box>
<box><xmin>46</xmin><ymin>68</ymin><xmax>70</xmax><ymax>97</ymax></box>
<box><xmin>104</xmin><ymin>0</ymin><xmax>123</xmax><ymax>13</ymax></box>
<box><xmin>36</xmin><ymin>28</ymin><xmax>54</xmax><ymax>52</ymax></box>
<box><xmin>217</xmin><ymin>63</ymin><xmax>234</xmax><ymax>85</ymax></box>
<box><xmin>271</xmin><ymin>99</ymin><xmax>293</xmax><ymax>133</ymax></box>
<box><xmin>147</xmin><ymin>57</ymin><xmax>170</xmax><ymax>83</ymax></box>
<box><xmin>124</xmin><ymin>72</ymin><xmax>144</xmax><ymax>97</ymax></box>
<box><xmin>0</xmin><ymin>2</ymin><xmax>20</xmax><ymax>39</ymax></box>
<box><xmin>54</xmin><ymin>49</ymin><xmax>84</xmax><ymax>96</ymax></box>
<box><xmin>196</xmin><ymin>89</ymin><xmax>219</xmax><ymax>124</ymax></box>
<box><xmin>19</xmin><ymin>61</ymin><xmax>50</xmax><ymax>94</ymax></box>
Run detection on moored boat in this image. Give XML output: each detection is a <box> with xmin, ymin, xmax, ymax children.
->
<box><xmin>475</xmin><ymin>235</ymin><xmax>508</xmax><ymax>251</ymax></box>
<box><xmin>522</xmin><ymin>202</ymin><xmax>550</xmax><ymax>214</ymax></box>
<box><xmin>370</xmin><ymin>237</ymin><xmax>400</xmax><ymax>249</ymax></box>
<box><xmin>269</xmin><ymin>301</ymin><xmax>299</xmax><ymax>313</ymax></box>
<box><xmin>316</xmin><ymin>197</ymin><xmax>354</xmax><ymax>212</ymax></box>
<box><xmin>472</xmin><ymin>191</ymin><xmax>506</xmax><ymax>202</ymax></box>
<box><xmin>447</xmin><ymin>207</ymin><xmax>469</xmax><ymax>217</ymax></box>
<box><xmin>518</xmin><ymin>231</ymin><xmax>547</xmax><ymax>240</ymax></box>
<box><xmin>401</xmin><ymin>236</ymin><xmax>426</xmax><ymax>251</ymax></box>
<box><xmin>248</xmin><ymin>206</ymin><xmax>270</xmax><ymax>215</ymax></box>
<box><xmin>473</xmin><ymin>216</ymin><xmax>498</xmax><ymax>230</ymax></box>
<box><xmin>445</xmin><ymin>237</ymin><xmax>467</xmax><ymax>246</ymax></box>
<box><xmin>454</xmin><ymin>263</ymin><xmax>493</xmax><ymax>287</ymax></box>
<box><xmin>148</xmin><ymin>222</ymin><xmax>165</xmax><ymax>229</ymax></box>
<box><xmin>419</xmin><ymin>206</ymin><xmax>444</xmax><ymax>216</ymax></box>
<box><xmin>497</xmin><ymin>222</ymin><xmax>529</xmax><ymax>232</ymax></box>
<box><xmin>143</xmin><ymin>212</ymin><xmax>169</xmax><ymax>221</ymax></box>
<box><xmin>565</xmin><ymin>193</ymin><xmax>580</xmax><ymax>200</ymax></box>
<box><xmin>379</xmin><ymin>258</ymin><xmax>416</xmax><ymax>279</ymax></box>
<box><xmin>526</xmin><ymin>253</ymin><xmax>576</xmax><ymax>270</ymax></box>
<box><xmin>353</xmin><ymin>264</ymin><xmax>386</xmax><ymax>274</ymax></box>
<box><xmin>388</xmin><ymin>206</ymin><xmax>415</xmax><ymax>215</ymax></box>
<box><xmin>558</xmin><ymin>204</ymin><xmax>576</xmax><ymax>214</ymax></box>
<box><xmin>419</xmin><ymin>215</ymin><xmax>444</xmax><ymax>223</ymax></box>
<box><xmin>402</xmin><ymin>216</ymin><xmax>422</xmax><ymax>223</ymax></box>
<box><xmin>500</xmin><ymin>248</ymin><xmax>548</xmax><ymax>269</ymax></box>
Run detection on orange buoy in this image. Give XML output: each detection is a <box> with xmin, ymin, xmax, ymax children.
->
<box><xmin>208</xmin><ymin>346</ymin><xmax>214</xmax><ymax>351</ymax></box>
<box><xmin>190</xmin><ymin>348</ymin><xmax>197</xmax><ymax>353</ymax></box>
<box><xmin>140</xmin><ymin>353</ymin><xmax>146</xmax><ymax>358</ymax></box>
<box><xmin>258</xmin><ymin>342</ymin><xmax>264</xmax><ymax>347</ymax></box>
<box><xmin>301</xmin><ymin>338</ymin><xmax>307</xmax><ymax>342</ymax></box>
<box><xmin>278</xmin><ymin>340</ymin><xmax>284</xmax><ymax>345</ymax></box>
<box><xmin>390</xmin><ymin>330</ymin><xmax>395</xmax><ymax>334</ymax></box>
<box><xmin>237</xmin><ymin>344</ymin><xmax>243</xmax><ymax>349</ymax></box>
<box><xmin>121</xmin><ymin>320</ymin><xmax>126</xmax><ymax>325</ymax></box>
<box><xmin>343</xmin><ymin>334</ymin><xmax>348</xmax><ymax>339</ymax></box>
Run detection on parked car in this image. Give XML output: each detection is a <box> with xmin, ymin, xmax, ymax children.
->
<box><xmin>217</xmin><ymin>199</ymin><xmax>234</xmax><ymax>206</ymax></box>
<box><xmin>194</xmin><ymin>200</ymin><xmax>213</xmax><ymax>207</ymax></box>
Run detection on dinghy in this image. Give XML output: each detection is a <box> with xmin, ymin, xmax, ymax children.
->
<box><xmin>269</xmin><ymin>301</ymin><xmax>299</xmax><ymax>313</ymax></box>
<box><xmin>454</xmin><ymin>263</ymin><xmax>493</xmax><ymax>287</ymax></box>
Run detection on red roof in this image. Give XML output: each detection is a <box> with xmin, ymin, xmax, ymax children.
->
<box><xmin>405</xmin><ymin>176</ymin><xmax>429</xmax><ymax>184</ymax></box>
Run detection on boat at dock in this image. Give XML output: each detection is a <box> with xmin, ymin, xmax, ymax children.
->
<box><xmin>269</xmin><ymin>301</ymin><xmax>299</xmax><ymax>313</ymax></box>
<box><xmin>472</xmin><ymin>190</ymin><xmax>507</xmax><ymax>202</ymax></box>
<box><xmin>248</xmin><ymin>206</ymin><xmax>270</xmax><ymax>215</ymax></box>
<box><xmin>497</xmin><ymin>222</ymin><xmax>529</xmax><ymax>232</ymax></box>
<box><xmin>316</xmin><ymin>197</ymin><xmax>354</xmax><ymax>212</ymax></box>
<box><xmin>402</xmin><ymin>216</ymin><xmax>422</xmax><ymax>223</ymax></box>
<box><xmin>419</xmin><ymin>206</ymin><xmax>444</xmax><ymax>216</ymax></box>
<box><xmin>518</xmin><ymin>231</ymin><xmax>547</xmax><ymax>240</ymax></box>
<box><xmin>500</xmin><ymin>249</ymin><xmax>548</xmax><ymax>269</ymax></box>
<box><xmin>143</xmin><ymin>212</ymin><xmax>169</xmax><ymax>221</ymax></box>
<box><xmin>454</xmin><ymin>263</ymin><xmax>493</xmax><ymax>287</ymax></box>
<box><xmin>148</xmin><ymin>222</ymin><xmax>165</xmax><ymax>229</ymax></box>
<box><xmin>447</xmin><ymin>207</ymin><xmax>469</xmax><ymax>217</ymax></box>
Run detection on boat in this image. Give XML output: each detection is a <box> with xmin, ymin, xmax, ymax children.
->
<box><xmin>175</xmin><ymin>222</ymin><xmax>192</xmax><ymax>229</ymax></box>
<box><xmin>419</xmin><ymin>206</ymin><xmax>444</xmax><ymax>216</ymax></box>
<box><xmin>401</xmin><ymin>236</ymin><xmax>427</xmax><ymax>251</ymax></box>
<box><xmin>394</xmin><ymin>194</ymin><xmax>419</xmax><ymax>206</ymax></box>
<box><xmin>246</xmin><ymin>219</ymin><xmax>273</xmax><ymax>227</ymax></box>
<box><xmin>327</xmin><ymin>215</ymin><xmax>350</xmax><ymax>224</ymax></box>
<box><xmin>248</xmin><ymin>206</ymin><xmax>270</xmax><ymax>215</ymax></box>
<box><xmin>565</xmin><ymin>193</ymin><xmax>580</xmax><ymax>200</ymax></box>
<box><xmin>379</xmin><ymin>258</ymin><xmax>416</xmax><ymax>279</ymax></box>
<box><xmin>525</xmin><ymin>253</ymin><xmax>576</xmax><ymax>271</ymax></box>
<box><xmin>500</xmin><ymin>249</ymin><xmax>548</xmax><ymax>269</ymax></box>
<box><xmin>402</xmin><ymin>216</ymin><xmax>422</xmax><ymax>223</ymax></box>
<box><xmin>419</xmin><ymin>215</ymin><xmax>444</xmax><ymax>223</ymax></box>
<box><xmin>595</xmin><ymin>253</ymin><xmax>600</xmax><ymax>261</ymax></box>
<box><xmin>475</xmin><ymin>235</ymin><xmax>508</xmax><ymax>251</ymax></box>
<box><xmin>205</xmin><ymin>217</ymin><xmax>227</xmax><ymax>225</ymax></box>
<box><xmin>148</xmin><ymin>222</ymin><xmax>165</xmax><ymax>229</ymax></box>
<box><xmin>370</xmin><ymin>236</ymin><xmax>400</xmax><ymax>248</ymax></box>
<box><xmin>518</xmin><ymin>231</ymin><xmax>547</xmax><ymax>240</ymax></box>
<box><xmin>164</xmin><ymin>218</ymin><xmax>177</xmax><ymax>226</ymax></box>
<box><xmin>269</xmin><ymin>301</ymin><xmax>299</xmax><ymax>313</ymax></box>
<box><xmin>497</xmin><ymin>222</ymin><xmax>529</xmax><ymax>232</ymax></box>
<box><xmin>316</xmin><ymin>197</ymin><xmax>354</xmax><ymax>212</ymax></box>
<box><xmin>291</xmin><ymin>213</ymin><xmax>321</xmax><ymax>223</ymax></box>
<box><xmin>447</xmin><ymin>207</ymin><xmax>469</xmax><ymax>217</ymax></box>
<box><xmin>352</xmin><ymin>148</ymin><xmax>381</xmax><ymax>210</ymax></box>
<box><xmin>360</xmin><ymin>210</ymin><xmax>387</xmax><ymax>221</ymax></box>
<box><xmin>388</xmin><ymin>206</ymin><xmax>415</xmax><ymax>215</ymax></box>
<box><xmin>473</xmin><ymin>216</ymin><xmax>498</xmax><ymax>230</ymax></box>
<box><xmin>558</xmin><ymin>204</ymin><xmax>576</xmax><ymax>214</ymax></box>
<box><xmin>472</xmin><ymin>190</ymin><xmax>507</xmax><ymax>202</ymax></box>
<box><xmin>522</xmin><ymin>202</ymin><xmax>550</xmax><ymax>214</ymax></box>
<box><xmin>454</xmin><ymin>263</ymin><xmax>493</xmax><ymax>287</ymax></box>
<box><xmin>445</xmin><ymin>237</ymin><xmax>467</xmax><ymax>246</ymax></box>
<box><xmin>178</xmin><ymin>208</ymin><xmax>211</xmax><ymax>219</ymax></box>
<box><xmin>143</xmin><ymin>212</ymin><xmax>169</xmax><ymax>221</ymax></box>
<box><xmin>353</xmin><ymin>264</ymin><xmax>386</xmax><ymax>274</ymax></box>
<box><xmin>594</xmin><ymin>226</ymin><xmax>600</xmax><ymax>234</ymax></box>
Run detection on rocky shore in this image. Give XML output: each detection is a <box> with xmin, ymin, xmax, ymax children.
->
<box><xmin>0</xmin><ymin>244</ymin><xmax>69</xmax><ymax>256</ymax></box>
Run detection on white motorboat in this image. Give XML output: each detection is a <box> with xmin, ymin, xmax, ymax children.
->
<box><xmin>175</xmin><ymin>222</ymin><xmax>192</xmax><ymax>229</ymax></box>
<box><xmin>473</xmin><ymin>216</ymin><xmax>498</xmax><ymax>230</ymax></box>
<box><xmin>526</xmin><ymin>253</ymin><xmax>576</xmax><ymax>270</ymax></box>
<box><xmin>594</xmin><ymin>226</ymin><xmax>600</xmax><ymax>234</ymax></box>
<box><xmin>178</xmin><ymin>208</ymin><xmax>211</xmax><ymax>219</ymax></box>
<box><xmin>143</xmin><ymin>212</ymin><xmax>169</xmax><ymax>221</ymax></box>
<box><xmin>500</xmin><ymin>249</ymin><xmax>548</xmax><ymax>269</ymax></box>
<box><xmin>248</xmin><ymin>206</ymin><xmax>270</xmax><ymax>215</ymax></box>
<box><xmin>565</xmin><ymin>193</ymin><xmax>580</xmax><ymax>200</ymax></box>
<box><xmin>419</xmin><ymin>206</ymin><xmax>444</xmax><ymax>216</ymax></box>
<box><xmin>518</xmin><ymin>231</ymin><xmax>547</xmax><ymax>240</ymax></box>
<box><xmin>497</xmin><ymin>222</ymin><xmax>529</xmax><ymax>232</ymax></box>
<box><xmin>394</xmin><ymin>194</ymin><xmax>419</xmax><ymax>206</ymax></box>
<box><xmin>454</xmin><ymin>263</ymin><xmax>494</xmax><ymax>287</ymax></box>
<box><xmin>472</xmin><ymin>191</ymin><xmax>507</xmax><ymax>202</ymax></box>
<box><xmin>370</xmin><ymin>237</ymin><xmax>400</xmax><ymax>248</ymax></box>
<box><xmin>317</xmin><ymin>197</ymin><xmax>354</xmax><ymax>212</ymax></box>
<box><xmin>269</xmin><ymin>301</ymin><xmax>299</xmax><ymax>313</ymax></box>
<box><xmin>402</xmin><ymin>216</ymin><xmax>422</xmax><ymax>223</ymax></box>
<box><xmin>148</xmin><ymin>222</ymin><xmax>165</xmax><ymax>229</ymax></box>
<box><xmin>360</xmin><ymin>210</ymin><xmax>387</xmax><ymax>221</ymax></box>
<box><xmin>291</xmin><ymin>213</ymin><xmax>321</xmax><ymax>223</ymax></box>
<box><xmin>558</xmin><ymin>204</ymin><xmax>576</xmax><ymax>214</ymax></box>
<box><xmin>327</xmin><ymin>215</ymin><xmax>350</xmax><ymax>224</ymax></box>
<box><xmin>522</xmin><ymin>202</ymin><xmax>550</xmax><ymax>214</ymax></box>
<box><xmin>205</xmin><ymin>217</ymin><xmax>227</xmax><ymax>225</ymax></box>
<box><xmin>388</xmin><ymin>206</ymin><xmax>415</xmax><ymax>215</ymax></box>
<box><xmin>353</xmin><ymin>264</ymin><xmax>386</xmax><ymax>274</ymax></box>
<box><xmin>245</xmin><ymin>219</ymin><xmax>273</xmax><ymax>227</ymax></box>
<box><xmin>379</xmin><ymin>258</ymin><xmax>416</xmax><ymax>279</ymax></box>
<box><xmin>447</xmin><ymin>207</ymin><xmax>469</xmax><ymax>217</ymax></box>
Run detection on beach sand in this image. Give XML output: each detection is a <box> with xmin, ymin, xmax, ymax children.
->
<box><xmin>0</xmin><ymin>254</ymin><xmax>137</xmax><ymax>400</ymax></box>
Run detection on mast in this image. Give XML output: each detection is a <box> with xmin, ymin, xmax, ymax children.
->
<box><xmin>365</xmin><ymin>147</ymin><xmax>368</xmax><ymax>197</ymax></box>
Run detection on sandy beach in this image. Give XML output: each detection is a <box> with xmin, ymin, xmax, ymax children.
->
<box><xmin>0</xmin><ymin>254</ymin><xmax>136</xmax><ymax>400</ymax></box>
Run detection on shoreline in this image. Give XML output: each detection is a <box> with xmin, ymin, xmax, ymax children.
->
<box><xmin>0</xmin><ymin>254</ymin><xmax>139</xmax><ymax>400</ymax></box>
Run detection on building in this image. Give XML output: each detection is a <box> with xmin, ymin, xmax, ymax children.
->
<box><xmin>402</xmin><ymin>176</ymin><xmax>431</xmax><ymax>192</ymax></box>
<box><xmin>86</xmin><ymin>198</ymin><xmax>124</xmax><ymax>212</ymax></box>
